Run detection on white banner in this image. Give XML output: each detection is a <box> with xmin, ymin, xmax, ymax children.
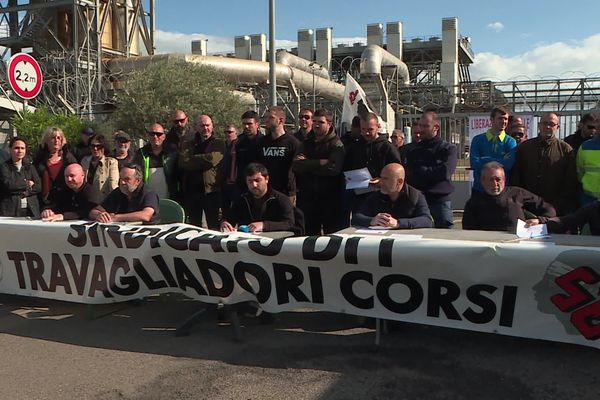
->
<box><xmin>0</xmin><ymin>219</ymin><xmax>598</xmax><ymax>349</ymax></box>
<box><xmin>341</xmin><ymin>73</ymin><xmax>375</xmax><ymax>128</ymax></box>
<box><xmin>468</xmin><ymin>114</ymin><xmax>534</xmax><ymax>145</ymax></box>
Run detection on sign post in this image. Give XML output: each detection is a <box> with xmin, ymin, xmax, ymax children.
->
<box><xmin>7</xmin><ymin>52</ymin><xmax>43</xmax><ymax>101</ymax></box>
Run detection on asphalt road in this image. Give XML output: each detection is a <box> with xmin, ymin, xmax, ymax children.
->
<box><xmin>0</xmin><ymin>294</ymin><xmax>598</xmax><ymax>400</ymax></box>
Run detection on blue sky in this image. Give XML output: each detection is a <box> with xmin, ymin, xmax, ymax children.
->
<box><xmin>152</xmin><ymin>0</ymin><xmax>600</xmax><ymax>81</ymax></box>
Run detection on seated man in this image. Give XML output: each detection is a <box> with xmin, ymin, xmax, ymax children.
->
<box><xmin>463</xmin><ymin>161</ymin><xmax>556</xmax><ymax>232</ymax></box>
<box><xmin>220</xmin><ymin>163</ymin><xmax>294</xmax><ymax>233</ymax></box>
<box><xmin>527</xmin><ymin>200</ymin><xmax>600</xmax><ymax>235</ymax></box>
<box><xmin>89</xmin><ymin>164</ymin><xmax>160</xmax><ymax>224</ymax></box>
<box><xmin>352</xmin><ymin>163</ymin><xmax>433</xmax><ymax>229</ymax></box>
<box><xmin>42</xmin><ymin>163</ymin><xmax>102</xmax><ymax>221</ymax></box>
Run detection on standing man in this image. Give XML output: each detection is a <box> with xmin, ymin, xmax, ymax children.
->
<box><xmin>112</xmin><ymin>130</ymin><xmax>134</xmax><ymax>170</ymax></box>
<box><xmin>470</xmin><ymin>107</ymin><xmax>517</xmax><ymax>192</ymax></box>
<box><xmin>576</xmin><ymin>114</ymin><xmax>600</xmax><ymax>205</ymax></box>
<box><xmin>221</xmin><ymin>123</ymin><xmax>240</xmax><ymax>215</ymax></box>
<box><xmin>133</xmin><ymin>123</ymin><xmax>179</xmax><ymax>201</ymax></box>
<box><xmin>236</xmin><ymin>110</ymin><xmax>263</xmax><ymax>193</ymax></box>
<box><xmin>565</xmin><ymin>113</ymin><xmax>599</xmax><ymax>156</ymax></box>
<box><xmin>508</xmin><ymin>123</ymin><xmax>528</xmax><ymax>145</ymax></box>
<box><xmin>512</xmin><ymin>112</ymin><xmax>577</xmax><ymax>214</ymax></box>
<box><xmin>294</xmin><ymin>108</ymin><xmax>314</xmax><ymax>143</ymax></box>
<box><xmin>165</xmin><ymin>109</ymin><xmax>190</xmax><ymax>151</ymax></box>
<box><xmin>179</xmin><ymin>114</ymin><xmax>225</xmax><ymax>229</ymax></box>
<box><xmin>292</xmin><ymin>109</ymin><xmax>345</xmax><ymax>235</ymax></box>
<box><xmin>73</xmin><ymin>127</ymin><xmax>94</xmax><ymax>162</ymax></box>
<box><xmin>342</xmin><ymin>112</ymin><xmax>401</xmax><ymax>226</ymax></box>
<box><xmin>390</xmin><ymin>129</ymin><xmax>406</xmax><ymax>150</ymax></box>
<box><xmin>260</xmin><ymin>106</ymin><xmax>300</xmax><ymax>203</ymax></box>
<box><xmin>404</xmin><ymin>111</ymin><xmax>458</xmax><ymax>228</ymax></box>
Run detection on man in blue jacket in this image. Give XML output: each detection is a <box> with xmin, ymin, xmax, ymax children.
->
<box><xmin>404</xmin><ymin>111</ymin><xmax>458</xmax><ymax>228</ymax></box>
<box><xmin>470</xmin><ymin>107</ymin><xmax>517</xmax><ymax>192</ymax></box>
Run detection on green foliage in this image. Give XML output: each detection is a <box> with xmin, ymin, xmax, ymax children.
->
<box><xmin>11</xmin><ymin>107</ymin><xmax>94</xmax><ymax>150</ymax></box>
<box><xmin>113</xmin><ymin>60</ymin><xmax>249</xmax><ymax>139</ymax></box>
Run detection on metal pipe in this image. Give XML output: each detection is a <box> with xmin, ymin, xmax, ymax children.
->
<box><xmin>276</xmin><ymin>50</ymin><xmax>329</xmax><ymax>79</ymax></box>
<box><xmin>359</xmin><ymin>44</ymin><xmax>410</xmax><ymax>85</ymax></box>
<box><xmin>108</xmin><ymin>54</ymin><xmax>346</xmax><ymax>101</ymax></box>
<box><xmin>268</xmin><ymin>0</ymin><xmax>276</xmax><ymax>106</ymax></box>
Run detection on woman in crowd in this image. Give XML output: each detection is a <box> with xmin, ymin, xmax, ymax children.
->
<box><xmin>33</xmin><ymin>127</ymin><xmax>77</xmax><ymax>207</ymax></box>
<box><xmin>0</xmin><ymin>137</ymin><xmax>41</xmax><ymax>217</ymax></box>
<box><xmin>81</xmin><ymin>133</ymin><xmax>119</xmax><ymax>200</ymax></box>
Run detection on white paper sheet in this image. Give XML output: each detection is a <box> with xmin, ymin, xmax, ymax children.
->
<box><xmin>516</xmin><ymin>219</ymin><xmax>548</xmax><ymax>238</ymax></box>
<box><xmin>344</xmin><ymin>168</ymin><xmax>372</xmax><ymax>189</ymax></box>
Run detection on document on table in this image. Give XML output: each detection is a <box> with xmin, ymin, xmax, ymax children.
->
<box><xmin>344</xmin><ymin>168</ymin><xmax>372</xmax><ymax>190</ymax></box>
<box><xmin>516</xmin><ymin>219</ymin><xmax>548</xmax><ymax>238</ymax></box>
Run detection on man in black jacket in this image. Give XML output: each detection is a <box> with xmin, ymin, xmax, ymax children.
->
<box><xmin>220</xmin><ymin>163</ymin><xmax>294</xmax><ymax>233</ymax></box>
<box><xmin>41</xmin><ymin>163</ymin><xmax>101</xmax><ymax>221</ymax></box>
<box><xmin>352</xmin><ymin>163</ymin><xmax>433</xmax><ymax>229</ymax></box>
<box><xmin>292</xmin><ymin>109</ymin><xmax>345</xmax><ymax>235</ymax></box>
<box><xmin>463</xmin><ymin>161</ymin><xmax>556</xmax><ymax>232</ymax></box>
<box><xmin>404</xmin><ymin>111</ymin><xmax>458</xmax><ymax>228</ymax></box>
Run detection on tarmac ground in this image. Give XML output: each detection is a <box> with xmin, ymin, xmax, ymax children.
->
<box><xmin>1</xmin><ymin>293</ymin><xmax>598</xmax><ymax>400</ymax></box>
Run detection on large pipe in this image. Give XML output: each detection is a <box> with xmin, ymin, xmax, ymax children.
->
<box><xmin>359</xmin><ymin>44</ymin><xmax>410</xmax><ymax>85</ymax></box>
<box><xmin>107</xmin><ymin>53</ymin><xmax>346</xmax><ymax>101</ymax></box>
<box><xmin>276</xmin><ymin>50</ymin><xmax>330</xmax><ymax>79</ymax></box>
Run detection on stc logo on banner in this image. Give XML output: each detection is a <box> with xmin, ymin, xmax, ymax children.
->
<box><xmin>534</xmin><ymin>250</ymin><xmax>600</xmax><ymax>341</ymax></box>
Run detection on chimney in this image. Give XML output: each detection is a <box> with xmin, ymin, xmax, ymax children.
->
<box><xmin>234</xmin><ymin>35</ymin><xmax>251</xmax><ymax>59</ymax></box>
<box><xmin>386</xmin><ymin>22</ymin><xmax>403</xmax><ymax>59</ymax></box>
<box><xmin>367</xmin><ymin>23</ymin><xmax>384</xmax><ymax>47</ymax></box>
<box><xmin>191</xmin><ymin>39</ymin><xmax>208</xmax><ymax>55</ymax></box>
<box><xmin>315</xmin><ymin>27</ymin><xmax>332</xmax><ymax>70</ymax></box>
<box><xmin>250</xmin><ymin>33</ymin><xmax>267</xmax><ymax>62</ymax></box>
<box><xmin>298</xmin><ymin>29</ymin><xmax>314</xmax><ymax>61</ymax></box>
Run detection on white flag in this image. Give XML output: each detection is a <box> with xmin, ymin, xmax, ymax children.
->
<box><xmin>340</xmin><ymin>73</ymin><xmax>389</xmax><ymax>134</ymax></box>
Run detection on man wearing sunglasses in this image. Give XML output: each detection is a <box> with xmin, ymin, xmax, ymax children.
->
<box><xmin>293</xmin><ymin>108</ymin><xmax>314</xmax><ymax>143</ymax></box>
<box><xmin>512</xmin><ymin>112</ymin><xmax>577</xmax><ymax>214</ymax></box>
<box><xmin>565</xmin><ymin>113</ymin><xmax>599</xmax><ymax>156</ymax></box>
<box><xmin>133</xmin><ymin>123</ymin><xmax>179</xmax><ymax>202</ymax></box>
<box><xmin>165</xmin><ymin>109</ymin><xmax>190</xmax><ymax>151</ymax></box>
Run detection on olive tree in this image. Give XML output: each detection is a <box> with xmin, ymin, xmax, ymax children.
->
<box><xmin>112</xmin><ymin>60</ymin><xmax>249</xmax><ymax>139</ymax></box>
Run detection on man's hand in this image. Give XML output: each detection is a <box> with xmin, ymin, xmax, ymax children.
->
<box><xmin>369</xmin><ymin>178</ymin><xmax>380</xmax><ymax>186</ymax></box>
<box><xmin>525</xmin><ymin>218</ymin><xmax>540</xmax><ymax>227</ymax></box>
<box><xmin>41</xmin><ymin>209</ymin><xmax>55</xmax><ymax>219</ymax></box>
<box><xmin>248</xmin><ymin>221</ymin><xmax>264</xmax><ymax>232</ymax></box>
<box><xmin>96</xmin><ymin>211</ymin><xmax>114</xmax><ymax>223</ymax></box>
<box><xmin>220</xmin><ymin>221</ymin><xmax>235</xmax><ymax>232</ymax></box>
<box><xmin>371</xmin><ymin>213</ymin><xmax>398</xmax><ymax>228</ymax></box>
<box><xmin>295</xmin><ymin>154</ymin><xmax>306</xmax><ymax>161</ymax></box>
<box><xmin>42</xmin><ymin>213</ymin><xmax>64</xmax><ymax>222</ymax></box>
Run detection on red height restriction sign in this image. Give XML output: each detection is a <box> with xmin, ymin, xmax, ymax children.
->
<box><xmin>7</xmin><ymin>53</ymin><xmax>43</xmax><ymax>100</ymax></box>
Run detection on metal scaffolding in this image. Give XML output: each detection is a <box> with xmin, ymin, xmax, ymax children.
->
<box><xmin>0</xmin><ymin>0</ymin><xmax>155</xmax><ymax>119</ymax></box>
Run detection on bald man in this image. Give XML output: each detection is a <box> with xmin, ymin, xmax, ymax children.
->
<box><xmin>41</xmin><ymin>163</ymin><xmax>102</xmax><ymax>221</ymax></box>
<box><xmin>352</xmin><ymin>163</ymin><xmax>433</xmax><ymax>229</ymax></box>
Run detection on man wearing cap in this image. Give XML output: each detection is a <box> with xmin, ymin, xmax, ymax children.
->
<box><xmin>112</xmin><ymin>130</ymin><xmax>134</xmax><ymax>170</ymax></box>
<box><xmin>74</xmin><ymin>127</ymin><xmax>94</xmax><ymax>161</ymax></box>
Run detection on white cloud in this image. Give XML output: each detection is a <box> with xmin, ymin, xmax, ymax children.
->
<box><xmin>486</xmin><ymin>22</ymin><xmax>504</xmax><ymax>33</ymax></box>
<box><xmin>471</xmin><ymin>33</ymin><xmax>600</xmax><ymax>81</ymax></box>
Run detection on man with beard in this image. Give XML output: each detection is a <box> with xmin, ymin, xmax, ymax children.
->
<box><xmin>165</xmin><ymin>109</ymin><xmax>191</xmax><ymax>151</ymax></box>
<box><xmin>352</xmin><ymin>163</ymin><xmax>432</xmax><ymax>229</ymax></box>
<box><xmin>259</xmin><ymin>106</ymin><xmax>300</xmax><ymax>204</ymax></box>
<box><xmin>112</xmin><ymin>130</ymin><xmax>134</xmax><ymax>170</ymax></box>
<box><xmin>89</xmin><ymin>164</ymin><xmax>160</xmax><ymax>224</ymax></box>
<box><xmin>41</xmin><ymin>163</ymin><xmax>101</xmax><ymax>221</ymax></box>
<box><xmin>236</xmin><ymin>110</ymin><xmax>263</xmax><ymax>192</ymax></box>
<box><xmin>292</xmin><ymin>108</ymin><xmax>345</xmax><ymax>235</ymax></box>
<box><xmin>220</xmin><ymin>163</ymin><xmax>294</xmax><ymax>233</ymax></box>
<box><xmin>463</xmin><ymin>162</ymin><xmax>556</xmax><ymax>232</ymax></box>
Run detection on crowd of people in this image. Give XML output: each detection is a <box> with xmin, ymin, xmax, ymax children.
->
<box><xmin>0</xmin><ymin>106</ymin><xmax>598</xmax><ymax>236</ymax></box>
